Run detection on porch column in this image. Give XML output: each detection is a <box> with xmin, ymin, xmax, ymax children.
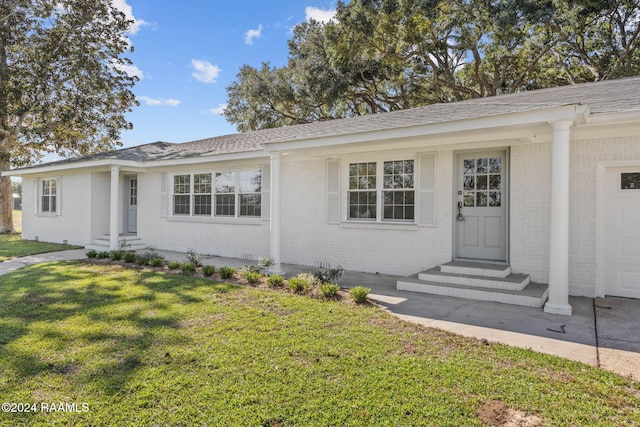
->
<box><xmin>269</xmin><ymin>153</ymin><xmax>282</xmax><ymax>273</ymax></box>
<box><xmin>544</xmin><ymin>121</ymin><xmax>573</xmax><ymax>316</ymax></box>
<box><xmin>109</xmin><ymin>165</ymin><xmax>121</xmax><ymax>250</ymax></box>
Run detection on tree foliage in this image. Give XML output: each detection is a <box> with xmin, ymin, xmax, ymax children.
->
<box><xmin>0</xmin><ymin>0</ymin><xmax>138</xmax><ymax>232</ymax></box>
<box><xmin>225</xmin><ymin>0</ymin><xmax>640</xmax><ymax>131</ymax></box>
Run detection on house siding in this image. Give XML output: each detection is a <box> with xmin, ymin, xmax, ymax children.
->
<box><xmin>510</xmin><ymin>143</ymin><xmax>552</xmax><ymax>285</ymax></box>
<box><xmin>136</xmin><ymin>171</ymin><xmax>270</xmax><ymax>259</ymax></box>
<box><xmin>278</xmin><ymin>152</ymin><xmax>453</xmax><ymax>276</ymax></box>
<box><xmin>569</xmin><ymin>135</ymin><xmax>640</xmax><ymax>297</ymax></box>
<box><xmin>90</xmin><ymin>172</ymin><xmax>111</xmax><ymax>241</ymax></box>
<box><xmin>21</xmin><ymin>173</ymin><xmax>93</xmax><ymax>246</ymax></box>
<box><xmin>510</xmin><ymin>135</ymin><xmax>640</xmax><ymax>297</ymax></box>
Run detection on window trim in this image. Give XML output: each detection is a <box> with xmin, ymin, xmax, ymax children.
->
<box><xmin>38</xmin><ymin>177</ymin><xmax>59</xmax><ymax>216</ymax></box>
<box><xmin>170</xmin><ymin>168</ymin><xmax>262</xmax><ymax>220</ymax></box>
<box><xmin>343</xmin><ymin>155</ymin><xmax>417</xmax><ymax>224</ymax></box>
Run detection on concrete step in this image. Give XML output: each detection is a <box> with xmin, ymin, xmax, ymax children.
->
<box><xmin>418</xmin><ymin>267</ymin><xmax>530</xmax><ymax>291</ymax></box>
<box><xmin>441</xmin><ymin>260</ymin><xmax>511</xmax><ymax>278</ymax></box>
<box><xmin>397</xmin><ymin>274</ymin><xmax>549</xmax><ymax>308</ymax></box>
<box><xmin>87</xmin><ymin>235</ymin><xmax>147</xmax><ymax>251</ymax></box>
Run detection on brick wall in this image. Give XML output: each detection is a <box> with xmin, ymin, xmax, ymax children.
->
<box><xmin>511</xmin><ymin>135</ymin><xmax>640</xmax><ymax>297</ymax></box>
<box><xmin>279</xmin><ymin>152</ymin><xmax>453</xmax><ymax>276</ymax></box>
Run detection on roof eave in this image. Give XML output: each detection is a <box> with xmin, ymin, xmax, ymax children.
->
<box><xmin>2</xmin><ymin>159</ymin><xmax>144</xmax><ymax>177</ymax></box>
<box><xmin>2</xmin><ymin>148</ymin><xmax>270</xmax><ymax>177</ymax></box>
<box><xmin>265</xmin><ymin>104</ymin><xmax>588</xmax><ymax>153</ymax></box>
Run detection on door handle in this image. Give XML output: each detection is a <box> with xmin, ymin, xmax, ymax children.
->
<box><xmin>457</xmin><ymin>201</ymin><xmax>465</xmax><ymax>221</ymax></box>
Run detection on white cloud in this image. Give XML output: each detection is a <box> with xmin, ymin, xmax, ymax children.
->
<box><xmin>209</xmin><ymin>104</ymin><xmax>227</xmax><ymax>115</ymax></box>
<box><xmin>138</xmin><ymin>96</ymin><xmax>181</xmax><ymax>106</ymax></box>
<box><xmin>305</xmin><ymin>6</ymin><xmax>336</xmax><ymax>23</ymax></box>
<box><xmin>191</xmin><ymin>59</ymin><xmax>222</xmax><ymax>84</ymax></box>
<box><xmin>112</xmin><ymin>0</ymin><xmax>150</xmax><ymax>34</ymax></box>
<box><xmin>244</xmin><ymin>24</ymin><xmax>263</xmax><ymax>45</ymax></box>
<box><xmin>117</xmin><ymin>63</ymin><xmax>144</xmax><ymax>79</ymax></box>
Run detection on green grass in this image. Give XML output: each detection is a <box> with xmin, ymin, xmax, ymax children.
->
<box><xmin>0</xmin><ymin>263</ymin><xmax>639</xmax><ymax>426</ymax></box>
<box><xmin>0</xmin><ymin>234</ymin><xmax>82</xmax><ymax>262</ymax></box>
<box><xmin>12</xmin><ymin>210</ymin><xmax>21</xmax><ymax>233</ymax></box>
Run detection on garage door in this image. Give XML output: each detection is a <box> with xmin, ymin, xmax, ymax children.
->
<box><xmin>603</xmin><ymin>167</ymin><xmax>640</xmax><ymax>298</ymax></box>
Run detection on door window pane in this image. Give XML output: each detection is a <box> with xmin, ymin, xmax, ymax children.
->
<box><xmin>130</xmin><ymin>179</ymin><xmax>137</xmax><ymax>206</ymax></box>
<box><xmin>490</xmin><ymin>157</ymin><xmax>501</xmax><ymax>173</ymax></box>
<box><xmin>464</xmin><ymin>159</ymin><xmax>475</xmax><ymax>175</ymax></box>
<box><xmin>464</xmin><ymin>176</ymin><xmax>475</xmax><ymax>190</ymax></box>
<box><xmin>621</xmin><ymin>173</ymin><xmax>640</xmax><ymax>189</ymax></box>
<box><xmin>476</xmin><ymin>158</ymin><xmax>488</xmax><ymax>173</ymax></box>
<box><xmin>476</xmin><ymin>192</ymin><xmax>488</xmax><ymax>207</ymax></box>
<box><xmin>464</xmin><ymin>191</ymin><xmax>475</xmax><ymax>207</ymax></box>
<box><xmin>462</xmin><ymin>157</ymin><xmax>501</xmax><ymax>207</ymax></box>
<box><xmin>477</xmin><ymin>175</ymin><xmax>487</xmax><ymax>190</ymax></box>
<box><xmin>489</xmin><ymin>175</ymin><xmax>501</xmax><ymax>190</ymax></box>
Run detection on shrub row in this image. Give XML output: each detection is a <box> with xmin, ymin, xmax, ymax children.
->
<box><xmin>86</xmin><ymin>250</ymin><xmax>370</xmax><ymax>303</ymax></box>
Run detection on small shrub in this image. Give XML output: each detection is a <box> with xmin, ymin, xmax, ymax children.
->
<box><xmin>149</xmin><ymin>257</ymin><xmax>164</xmax><ymax>268</ymax></box>
<box><xmin>219</xmin><ymin>267</ymin><xmax>236</xmax><ymax>280</ymax></box>
<box><xmin>242</xmin><ymin>271</ymin><xmax>261</xmax><ymax>285</ymax></box>
<box><xmin>266</xmin><ymin>275</ymin><xmax>284</xmax><ymax>288</ymax></box>
<box><xmin>118</xmin><ymin>239</ymin><xmax>132</xmax><ymax>251</ymax></box>
<box><xmin>349</xmin><ymin>286</ymin><xmax>370</xmax><ymax>304</ymax></box>
<box><xmin>180</xmin><ymin>263</ymin><xmax>196</xmax><ymax>276</ymax></box>
<box><xmin>202</xmin><ymin>265</ymin><xmax>215</xmax><ymax>277</ymax></box>
<box><xmin>186</xmin><ymin>250</ymin><xmax>202</xmax><ymax>267</ymax></box>
<box><xmin>137</xmin><ymin>247</ymin><xmax>163</xmax><ymax>266</ymax></box>
<box><xmin>122</xmin><ymin>252</ymin><xmax>136</xmax><ymax>263</ymax></box>
<box><xmin>321</xmin><ymin>283</ymin><xmax>340</xmax><ymax>299</ymax></box>
<box><xmin>109</xmin><ymin>250</ymin><xmax>123</xmax><ymax>261</ymax></box>
<box><xmin>167</xmin><ymin>261</ymin><xmax>181</xmax><ymax>270</ymax></box>
<box><xmin>314</xmin><ymin>266</ymin><xmax>345</xmax><ymax>284</ymax></box>
<box><xmin>296</xmin><ymin>273</ymin><xmax>321</xmax><ymax>287</ymax></box>
<box><xmin>239</xmin><ymin>265</ymin><xmax>260</xmax><ymax>275</ymax></box>
<box><xmin>97</xmin><ymin>251</ymin><xmax>110</xmax><ymax>259</ymax></box>
<box><xmin>258</xmin><ymin>256</ymin><xmax>275</xmax><ymax>272</ymax></box>
<box><xmin>86</xmin><ymin>249</ymin><xmax>98</xmax><ymax>259</ymax></box>
<box><xmin>288</xmin><ymin>277</ymin><xmax>310</xmax><ymax>294</ymax></box>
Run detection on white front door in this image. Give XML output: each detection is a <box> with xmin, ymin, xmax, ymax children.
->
<box><xmin>127</xmin><ymin>176</ymin><xmax>138</xmax><ymax>233</ymax></box>
<box><xmin>603</xmin><ymin>167</ymin><xmax>640</xmax><ymax>298</ymax></box>
<box><xmin>455</xmin><ymin>151</ymin><xmax>507</xmax><ymax>261</ymax></box>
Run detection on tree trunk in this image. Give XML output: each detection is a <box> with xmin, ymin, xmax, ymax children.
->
<box><xmin>0</xmin><ymin>159</ymin><xmax>14</xmax><ymax>234</ymax></box>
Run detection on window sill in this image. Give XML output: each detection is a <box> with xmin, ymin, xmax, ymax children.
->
<box><xmin>37</xmin><ymin>212</ymin><xmax>58</xmax><ymax>217</ymax></box>
<box><xmin>167</xmin><ymin>215</ymin><xmax>263</xmax><ymax>226</ymax></box>
<box><xmin>339</xmin><ymin>221</ymin><xmax>418</xmax><ymax>231</ymax></box>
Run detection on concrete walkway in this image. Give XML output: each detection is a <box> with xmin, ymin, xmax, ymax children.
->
<box><xmin>1</xmin><ymin>249</ymin><xmax>639</xmax><ymax>381</ymax></box>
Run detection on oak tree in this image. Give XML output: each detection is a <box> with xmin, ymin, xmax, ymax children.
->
<box><xmin>0</xmin><ymin>0</ymin><xmax>138</xmax><ymax>232</ymax></box>
<box><xmin>225</xmin><ymin>0</ymin><xmax>640</xmax><ymax>131</ymax></box>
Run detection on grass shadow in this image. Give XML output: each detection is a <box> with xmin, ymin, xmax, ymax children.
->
<box><xmin>0</xmin><ymin>262</ymin><xmax>236</xmax><ymax>396</ymax></box>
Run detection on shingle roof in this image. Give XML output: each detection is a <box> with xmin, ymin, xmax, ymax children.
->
<box><xmin>18</xmin><ymin>76</ymin><xmax>640</xmax><ymax>170</ymax></box>
<box><xmin>273</xmin><ymin>76</ymin><xmax>640</xmax><ymax>142</ymax></box>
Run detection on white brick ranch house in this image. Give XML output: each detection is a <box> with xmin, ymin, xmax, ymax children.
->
<box><xmin>5</xmin><ymin>77</ymin><xmax>640</xmax><ymax>316</ymax></box>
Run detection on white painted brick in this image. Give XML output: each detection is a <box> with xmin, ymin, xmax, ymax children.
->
<box><xmin>511</xmin><ymin>135</ymin><xmax>640</xmax><ymax>297</ymax></box>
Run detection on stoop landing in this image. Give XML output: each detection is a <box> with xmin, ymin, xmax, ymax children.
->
<box><xmin>397</xmin><ymin>261</ymin><xmax>549</xmax><ymax>308</ymax></box>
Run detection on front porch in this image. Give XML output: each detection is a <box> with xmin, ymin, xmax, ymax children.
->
<box><xmin>85</xmin><ymin>233</ymin><xmax>147</xmax><ymax>251</ymax></box>
<box><xmin>397</xmin><ymin>261</ymin><xmax>549</xmax><ymax>308</ymax></box>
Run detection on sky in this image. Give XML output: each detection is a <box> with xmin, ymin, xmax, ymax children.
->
<box><xmin>118</xmin><ymin>0</ymin><xmax>339</xmax><ymax>149</ymax></box>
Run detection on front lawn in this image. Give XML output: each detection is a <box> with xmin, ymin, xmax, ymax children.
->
<box><xmin>0</xmin><ymin>234</ymin><xmax>82</xmax><ymax>261</ymax></box>
<box><xmin>12</xmin><ymin>210</ymin><xmax>21</xmax><ymax>233</ymax></box>
<box><xmin>0</xmin><ymin>263</ymin><xmax>638</xmax><ymax>426</ymax></box>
